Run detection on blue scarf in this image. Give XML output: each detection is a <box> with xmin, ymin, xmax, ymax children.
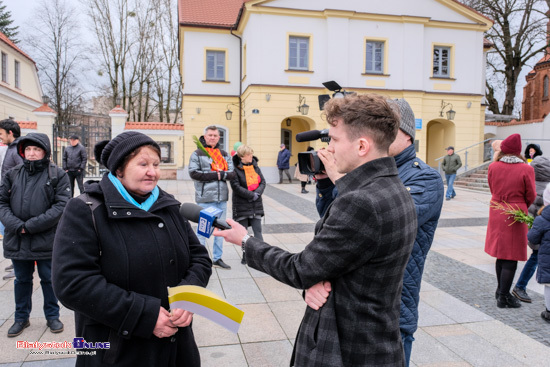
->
<box><xmin>108</xmin><ymin>172</ymin><xmax>159</xmax><ymax>211</ymax></box>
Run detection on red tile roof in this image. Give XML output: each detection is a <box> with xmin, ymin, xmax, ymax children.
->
<box><xmin>179</xmin><ymin>0</ymin><xmax>247</xmax><ymax>28</ymax></box>
<box><xmin>33</xmin><ymin>103</ymin><xmax>56</xmax><ymax>113</ymax></box>
<box><xmin>485</xmin><ymin>119</ymin><xmax>544</xmax><ymax>126</ymax></box>
<box><xmin>16</xmin><ymin>121</ymin><xmax>37</xmax><ymax>129</ymax></box>
<box><xmin>109</xmin><ymin>106</ymin><xmax>127</xmax><ymax>114</ymax></box>
<box><xmin>0</xmin><ymin>31</ymin><xmax>36</xmax><ymax>65</ymax></box>
<box><xmin>125</xmin><ymin>122</ymin><xmax>185</xmax><ymax>130</ymax></box>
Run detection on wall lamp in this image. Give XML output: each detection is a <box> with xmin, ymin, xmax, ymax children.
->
<box><xmin>297</xmin><ymin>94</ymin><xmax>309</xmax><ymax>115</ymax></box>
<box><xmin>196</xmin><ymin>107</ymin><xmax>201</xmax><ymax>114</ymax></box>
<box><xmin>266</xmin><ymin>93</ymin><xmax>271</xmax><ymax>102</ymax></box>
<box><xmin>440</xmin><ymin>100</ymin><xmax>456</xmax><ymax>120</ymax></box>
<box><xmin>286</xmin><ymin>118</ymin><xmax>292</xmax><ymax>127</ymax></box>
<box><xmin>225</xmin><ymin>103</ymin><xmax>242</xmax><ymax>120</ymax></box>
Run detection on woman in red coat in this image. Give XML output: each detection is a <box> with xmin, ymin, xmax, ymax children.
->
<box><xmin>485</xmin><ymin>133</ymin><xmax>536</xmax><ymax>308</ymax></box>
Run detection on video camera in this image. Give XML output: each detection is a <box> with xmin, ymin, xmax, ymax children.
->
<box><xmin>296</xmin><ymin>129</ymin><xmax>330</xmax><ymax>175</ymax></box>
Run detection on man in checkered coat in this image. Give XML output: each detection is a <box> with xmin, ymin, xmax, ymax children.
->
<box><xmin>215</xmin><ymin>93</ymin><xmax>417</xmax><ymax>366</ymax></box>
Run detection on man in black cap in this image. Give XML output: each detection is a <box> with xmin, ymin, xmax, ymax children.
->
<box><xmin>63</xmin><ymin>135</ymin><xmax>87</xmax><ymax>197</ymax></box>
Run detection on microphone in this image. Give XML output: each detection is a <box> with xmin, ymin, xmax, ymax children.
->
<box><xmin>180</xmin><ymin>203</ymin><xmax>231</xmax><ymax>238</ymax></box>
<box><xmin>295</xmin><ymin>129</ymin><xmax>329</xmax><ymax>142</ymax></box>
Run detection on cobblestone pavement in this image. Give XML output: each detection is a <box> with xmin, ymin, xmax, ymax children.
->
<box><xmin>1</xmin><ymin>180</ymin><xmax>550</xmax><ymax>366</ymax></box>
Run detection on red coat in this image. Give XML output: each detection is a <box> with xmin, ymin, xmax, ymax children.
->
<box><xmin>485</xmin><ymin>160</ymin><xmax>536</xmax><ymax>261</ymax></box>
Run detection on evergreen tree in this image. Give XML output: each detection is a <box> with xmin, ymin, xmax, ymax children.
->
<box><xmin>0</xmin><ymin>0</ymin><xmax>19</xmax><ymax>43</ymax></box>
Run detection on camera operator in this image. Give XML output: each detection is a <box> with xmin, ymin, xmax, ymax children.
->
<box><xmin>308</xmin><ymin>98</ymin><xmax>444</xmax><ymax>366</ymax></box>
<box><xmin>214</xmin><ymin>93</ymin><xmax>417</xmax><ymax>366</ymax></box>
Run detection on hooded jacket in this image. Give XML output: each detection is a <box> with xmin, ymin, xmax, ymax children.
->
<box><xmin>528</xmin><ymin>206</ymin><xmax>550</xmax><ymax>284</ymax></box>
<box><xmin>524</xmin><ymin>143</ymin><xmax>543</xmax><ymax>161</ymax></box>
<box><xmin>188</xmin><ymin>136</ymin><xmax>235</xmax><ymax>203</ymax></box>
<box><xmin>0</xmin><ymin>133</ymin><xmax>70</xmax><ymax>260</ymax></box>
<box><xmin>528</xmin><ymin>156</ymin><xmax>550</xmax><ymax>217</ymax></box>
<box><xmin>230</xmin><ymin>154</ymin><xmax>266</xmax><ymax>220</ymax></box>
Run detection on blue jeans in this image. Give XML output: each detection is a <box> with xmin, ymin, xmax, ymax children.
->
<box><xmin>12</xmin><ymin>259</ymin><xmax>60</xmax><ymax>321</ymax></box>
<box><xmin>516</xmin><ymin>250</ymin><xmax>538</xmax><ymax>290</ymax></box>
<box><xmin>401</xmin><ymin>331</ymin><xmax>415</xmax><ymax>367</ymax></box>
<box><xmin>445</xmin><ymin>174</ymin><xmax>456</xmax><ymax>198</ymax></box>
<box><xmin>0</xmin><ymin>220</ymin><xmax>4</xmax><ymax>235</ymax></box>
<box><xmin>196</xmin><ymin>201</ymin><xmax>227</xmax><ymax>261</ymax></box>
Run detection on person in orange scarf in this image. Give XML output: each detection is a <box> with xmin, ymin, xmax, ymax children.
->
<box><xmin>188</xmin><ymin>126</ymin><xmax>235</xmax><ymax>269</ymax></box>
<box><xmin>230</xmin><ymin>145</ymin><xmax>266</xmax><ymax>265</ymax></box>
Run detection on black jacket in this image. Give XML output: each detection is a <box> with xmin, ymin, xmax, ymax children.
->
<box><xmin>230</xmin><ymin>155</ymin><xmax>266</xmax><ymax>220</ymax></box>
<box><xmin>1</xmin><ymin>136</ymin><xmax>23</xmax><ymax>180</ymax></box>
<box><xmin>524</xmin><ymin>143</ymin><xmax>543</xmax><ymax>161</ymax></box>
<box><xmin>0</xmin><ymin>133</ymin><xmax>70</xmax><ymax>260</ymax></box>
<box><xmin>63</xmin><ymin>143</ymin><xmax>88</xmax><ymax>171</ymax></box>
<box><xmin>52</xmin><ymin>174</ymin><xmax>212</xmax><ymax>366</ymax></box>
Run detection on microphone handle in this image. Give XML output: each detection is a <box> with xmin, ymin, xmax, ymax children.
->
<box><xmin>213</xmin><ymin>218</ymin><xmax>232</xmax><ymax>230</ymax></box>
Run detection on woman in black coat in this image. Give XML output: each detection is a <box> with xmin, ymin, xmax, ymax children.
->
<box><xmin>0</xmin><ymin>133</ymin><xmax>70</xmax><ymax>338</ymax></box>
<box><xmin>52</xmin><ymin>132</ymin><xmax>212</xmax><ymax>367</ymax></box>
<box><xmin>230</xmin><ymin>145</ymin><xmax>266</xmax><ymax>264</ymax></box>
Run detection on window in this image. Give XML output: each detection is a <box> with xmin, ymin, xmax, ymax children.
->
<box><xmin>281</xmin><ymin>129</ymin><xmax>291</xmax><ymax>151</ymax></box>
<box><xmin>544</xmin><ymin>76</ymin><xmax>549</xmax><ymax>98</ymax></box>
<box><xmin>1</xmin><ymin>52</ymin><xmax>6</xmax><ymax>82</ymax></box>
<box><xmin>433</xmin><ymin>46</ymin><xmax>450</xmax><ymax>78</ymax></box>
<box><xmin>158</xmin><ymin>142</ymin><xmax>174</xmax><ymax>164</ymax></box>
<box><xmin>14</xmin><ymin>60</ymin><xmax>20</xmax><ymax>88</ymax></box>
<box><xmin>217</xmin><ymin>127</ymin><xmax>227</xmax><ymax>151</ymax></box>
<box><xmin>365</xmin><ymin>41</ymin><xmax>384</xmax><ymax>74</ymax></box>
<box><xmin>206</xmin><ymin>50</ymin><xmax>225</xmax><ymax>81</ymax></box>
<box><xmin>289</xmin><ymin>36</ymin><xmax>309</xmax><ymax>70</ymax></box>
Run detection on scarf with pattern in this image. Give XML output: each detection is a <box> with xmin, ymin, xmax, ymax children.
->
<box><xmin>205</xmin><ymin>147</ymin><xmax>228</xmax><ymax>171</ymax></box>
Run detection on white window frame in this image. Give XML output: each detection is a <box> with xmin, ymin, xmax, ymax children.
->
<box><xmin>289</xmin><ymin>36</ymin><xmax>309</xmax><ymax>71</ymax></box>
<box><xmin>14</xmin><ymin>60</ymin><xmax>20</xmax><ymax>88</ymax></box>
<box><xmin>365</xmin><ymin>41</ymin><xmax>384</xmax><ymax>74</ymax></box>
<box><xmin>206</xmin><ymin>50</ymin><xmax>226</xmax><ymax>81</ymax></box>
<box><xmin>433</xmin><ymin>46</ymin><xmax>451</xmax><ymax>78</ymax></box>
<box><xmin>1</xmin><ymin>52</ymin><xmax>7</xmax><ymax>83</ymax></box>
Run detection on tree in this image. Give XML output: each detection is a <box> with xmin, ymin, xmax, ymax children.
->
<box><xmin>462</xmin><ymin>0</ymin><xmax>550</xmax><ymax>115</ymax></box>
<box><xmin>0</xmin><ymin>0</ymin><xmax>19</xmax><ymax>42</ymax></box>
<box><xmin>26</xmin><ymin>0</ymin><xmax>86</xmax><ymax>126</ymax></box>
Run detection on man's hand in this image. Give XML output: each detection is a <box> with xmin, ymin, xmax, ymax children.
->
<box><xmin>317</xmin><ymin>149</ymin><xmax>344</xmax><ymax>183</ymax></box>
<box><xmin>213</xmin><ymin>218</ymin><xmax>248</xmax><ymax>246</ymax></box>
<box><xmin>304</xmin><ymin>281</ymin><xmax>332</xmax><ymax>310</ymax></box>
<box><xmin>170</xmin><ymin>308</ymin><xmax>194</xmax><ymax>328</ymax></box>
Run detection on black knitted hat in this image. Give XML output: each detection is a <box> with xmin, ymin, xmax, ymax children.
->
<box><xmin>98</xmin><ymin>131</ymin><xmax>160</xmax><ymax>174</ymax></box>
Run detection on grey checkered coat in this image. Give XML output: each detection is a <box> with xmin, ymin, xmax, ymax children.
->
<box><xmin>244</xmin><ymin>157</ymin><xmax>417</xmax><ymax>366</ymax></box>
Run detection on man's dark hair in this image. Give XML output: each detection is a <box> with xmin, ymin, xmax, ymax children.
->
<box><xmin>323</xmin><ymin>94</ymin><xmax>399</xmax><ymax>153</ymax></box>
<box><xmin>0</xmin><ymin>119</ymin><xmax>21</xmax><ymax>138</ymax></box>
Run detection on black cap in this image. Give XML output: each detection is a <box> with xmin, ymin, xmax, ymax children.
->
<box><xmin>446</xmin><ymin>146</ymin><xmax>454</xmax><ymax>150</ymax></box>
<box><xmin>69</xmin><ymin>135</ymin><xmax>79</xmax><ymax>140</ymax></box>
<box><xmin>97</xmin><ymin>131</ymin><xmax>160</xmax><ymax>174</ymax></box>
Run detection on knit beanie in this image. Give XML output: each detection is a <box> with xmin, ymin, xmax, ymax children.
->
<box><xmin>98</xmin><ymin>131</ymin><xmax>160</xmax><ymax>174</ymax></box>
<box><xmin>544</xmin><ymin>182</ymin><xmax>550</xmax><ymax>206</ymax></box>
<box><xmin>392</xmin><ymin>99</ymin><xmax>415</xmax><ymax>140</ymax></box>
<box><xmin>500</xmin><ymin>134</ymin><xmax>522</xmax><ymax>155</ymax></box>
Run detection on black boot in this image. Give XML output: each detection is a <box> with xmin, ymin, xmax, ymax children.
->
<box><xmin>497</xmin><ymin>293</ymin><xmax>521</xmax><ymax>308</ymax></box>
<box><xmin>541</xmin><ymin>309</ymin><xmax>550</xmax><ymax>323</ymax></box>
<box><xmin>8</xmin><ymin>320</ymin><xmax>30</xmax><ymax>337</ymax></box>
<box><xmin>301</xmin><ymin>188</ymin><xmax>309</xmax><ymax>194</ymax></box>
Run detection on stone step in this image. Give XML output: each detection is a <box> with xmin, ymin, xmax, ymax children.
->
<box><xmin>455</xmin><ymin>181</ymin><xmax>489</xmax><ymax>188</ymax></box>
<box><xmin>469</xmin><ymin>173</ymin><xmax>487</xmax><ymax>179</ymax></box>
<box><xmin>457</xmin><ymin>178</ymin><xmax>488</xmax><ymax>184</ymax></box>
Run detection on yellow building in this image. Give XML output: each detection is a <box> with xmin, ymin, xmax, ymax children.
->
<box><xmin>178</xmin><ymin>0</ymin><xmax>493</xmax><ymax>181</ymax></box>
<box><xmin>0</xmin><ymin>31</ymin><xmax>43</xmax><ymax>121</ymax></box>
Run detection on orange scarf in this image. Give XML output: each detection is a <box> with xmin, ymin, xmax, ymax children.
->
<box><xmin>243</xmin><ymin>165</ymin><xmax>260</xmax><ymax>191</ymax></box>
<box><xmin>205</xmin><ymin>148</ymin><xmax>228</xmax><ymax>171</ymax></box>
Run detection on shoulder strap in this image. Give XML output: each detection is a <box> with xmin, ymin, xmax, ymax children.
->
<box><xmin>76</xmin><ymin>193</ymin><xmax>102</xmax><ymax>256</ymax></box>
<box><xmin>48</xmin><ymin>163</ymin><xmax>58</xmax><ymax>188</ymax></box>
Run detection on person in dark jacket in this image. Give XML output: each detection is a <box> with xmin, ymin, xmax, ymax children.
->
<box><xmin>0</xmin><ymin>132</ymin><xmax>71</xmax><ymax>337</ymax></box>
<box><xmin>527</xmin><ymin>183</ymin><xmax>550</xmax><ymax>323</ymax></box>
<box><xmin>63</xmin><ymin>135</ymin><xmax>88</xmax><ymax>197</ymax></box>
<box><xmin>310</xmin><ymin>98</ymin><xmax>444</xmax><ymax>366</ymax></box>
<box><xmin>52</xmin><ymin>131</ymin><xmax>212</xmax><ymax>367</ymax></box>
<box><xmin>0</xmin><ymin>118</ymin><xmax>24</xmax><ymax>279</ymax></box>
<box><xmin>215</xmin><ymin>94</ymin><xmax>417</xmax><ymax>366</ymax></box>
<box><xmin>441</xmin><ymin>146</ymin><xmax>462</xmax><ymax>200</ymax></box>
<box><xmin>277</xmin><ymin>144</ymin><xmax>292</xmax><ymax>183</ymax></box>
<box><xmin>230</xmin><ymin>144</ymin><xmax>266</xmax><ymax>265</ymax></box>
<box><xmin>513</xmin><ymin>155</ymin><xmax>550</xmax><ymax>303</ymax></box>
<box><xmin>524</xmin><ymin>143</ymin><xmax>543</xmax><ymax>163</ymax></box>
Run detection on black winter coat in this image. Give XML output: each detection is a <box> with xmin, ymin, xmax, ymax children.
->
<box><xmin>63</xmin><ymin>143</ymin><xmax>88</xmax><ymax>171</ymax></box>
<box><xmin>52</xmin><ymin>175</ymin><xmax>212</xmax><ymax>367</ymax></box>
<box><xmin>1</xmin><ymin>137</ymin><xmax>23</xmax><ymax>179</ymax></box>
<box><xmin>230</xmin><ymin>155</ymin><xmax>266</xmax><ymax>220</ymax></box>
<box><xmin>0</xmin><ymin>133</ymin><xmax>70</xmax><ymax>260</ymax></box>
<box><xmin>528</xmin><ymin>206</ymin><xmax>550</xmax><ymax>284</ymax></box>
